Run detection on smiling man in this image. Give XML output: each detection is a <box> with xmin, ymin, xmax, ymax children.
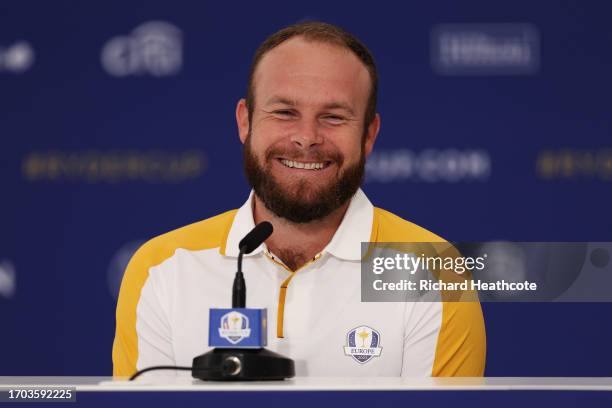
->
<box><xmin>113</xmin><ymin>21</ymin><xmax>486</xmax><ymax>378</ymax></box>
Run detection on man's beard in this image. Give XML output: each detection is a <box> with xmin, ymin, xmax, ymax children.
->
<box><xmin>242</xmin><ymin>135</ymin><xmax>365</xmax><ymax>224</ymax></box>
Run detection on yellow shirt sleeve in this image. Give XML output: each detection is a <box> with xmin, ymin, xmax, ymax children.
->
<box><xmin>431</xmin><ymin>300</ymin><xmax>486</xmax><ymax>376</ymax></box>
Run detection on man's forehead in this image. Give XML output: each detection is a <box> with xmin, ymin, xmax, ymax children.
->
<box><xmin>261</xmin><ymin>36</ymin><xmax>356</xmax><ymax>61</ymax></box>
<box><xmin>253</xmin><ymin>37</ymin><xmax>371</xmax><ymax>107</ymax></box>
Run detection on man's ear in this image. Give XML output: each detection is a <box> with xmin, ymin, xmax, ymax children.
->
<box><xmin>364</xmin><ymin>113</ymin><xmax>381</xmax><ymax>157</ymax></box>
<box><xmin>236</xmin><ymin>98</ymin><xmax>250</xmax><ymax>144</ymax></box>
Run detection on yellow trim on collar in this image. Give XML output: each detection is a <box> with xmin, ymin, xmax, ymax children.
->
<box><xmin>264</xmin><ymin>250</ymin><xmax>322</xmax><ymax>338</ymax></box>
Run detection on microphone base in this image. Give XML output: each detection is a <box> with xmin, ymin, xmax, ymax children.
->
<box><xmin>192</xmin><ymin>348</ymin><xmax>295</xmax><ymax>381</ymax></box>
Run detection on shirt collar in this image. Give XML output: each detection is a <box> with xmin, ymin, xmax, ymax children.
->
<box><xmin>323</xmin><ymin>188</ymin><xmax>374</xmax><ymax>261</ymax></box>
<box><xmin>223</xmin><ymin>188</ymin><xmax>374</xmax><ymax>261</ymax></box>
<box><xmin>224</xmin><ymin>190</ymin><xmax>261</xmax><ymax>257</ymax></box>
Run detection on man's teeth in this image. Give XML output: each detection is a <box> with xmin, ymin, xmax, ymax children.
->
<box><xmin>280</xmin><ymin>159</ymin><xmax>326</xmax><ymax>170</ymax></box>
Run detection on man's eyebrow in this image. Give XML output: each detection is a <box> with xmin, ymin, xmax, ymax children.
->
<box><xmin>264</xmin><ymin>97</ymin><xmax>356</xmax><ymax>116</ymax></box>
<box><xmin>322</xmin><ymin>102</ymin><xmax>355</xmax><ymax>116</ymax></box>
<box><xmin>264</xmin><ymin>96</ymin><xmax>297</xmax><ymax>106</ymax></box>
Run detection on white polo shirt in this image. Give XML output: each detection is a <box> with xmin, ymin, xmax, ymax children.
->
<box><xmin>113</xmin><ymin>189</ymin><xmax>486</xmax><ymax>377</ymax></box>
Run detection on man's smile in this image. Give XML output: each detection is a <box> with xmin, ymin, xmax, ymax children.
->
<box><xmin>277</xmin><ymin>158</ymin><xmax>332</xmax><ymax>170</ymax></box>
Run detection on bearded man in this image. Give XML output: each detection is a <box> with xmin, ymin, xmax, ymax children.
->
<box><xmin>113</xmin><ymin>21</ymin><xmax>486</xmax><ymax>378</ymax></box>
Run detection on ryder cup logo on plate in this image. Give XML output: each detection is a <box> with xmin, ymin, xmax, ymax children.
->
<box><xmin>219</xmin><ymin>311</ymin><xmax>251</xmax><ymax>344</ymax></box>
<box><xmin>344</xmin><ymin>326</ymin><xmax>383</xmax><ymax>364</ymax></box>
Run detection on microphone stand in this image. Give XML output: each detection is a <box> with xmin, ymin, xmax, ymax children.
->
<box><xmin>191</xmin><ymin>223</ymin><xmax>295</xmax><ymax>381</ymax></box>
<box><xmin>232</xmin><ymin>246</ymin><xmax>246</xmax><ymax>308</ymax></box>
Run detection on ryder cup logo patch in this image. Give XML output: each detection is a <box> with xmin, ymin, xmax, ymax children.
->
<box><xmin>219</xmin><ymin>311</ymin><xmax>251</xmax><ymax>344</ymax></box>
<box><xmin>344</xmin><ymin>326</ymin><xmax>382</xmax><ymax>364</ymax></box>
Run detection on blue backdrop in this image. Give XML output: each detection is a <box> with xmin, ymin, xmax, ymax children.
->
<box><xmin>1</xmin><ymin>0</ymin><xmax>611</xmax><ymax>375</ymax></box>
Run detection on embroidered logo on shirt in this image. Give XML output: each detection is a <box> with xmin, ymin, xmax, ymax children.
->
<box><xmin>344</xmin><ymin>326</ymin><xmax>383</xmax><ymax>364</ymax></box>
<box><xmin>218</xmin><ymin>311</ymin><xmax>251</xmax><ymax>344</ymax></box>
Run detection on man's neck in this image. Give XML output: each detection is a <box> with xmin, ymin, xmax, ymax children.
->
<box><xmin>252</xmin><ymin>194</ymin><xmax>350</xmax><ymax>271</ymax></box>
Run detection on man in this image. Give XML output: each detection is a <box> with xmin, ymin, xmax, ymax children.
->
<box><xmin>113</xmin><ymin>21</ymin><xmax>485</xmax><ymax>377</ymax></box>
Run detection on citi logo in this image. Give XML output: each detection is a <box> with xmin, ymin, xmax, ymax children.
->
<box><xmin>0</xmin><ymin>260</ymin><xmax>16</xmax><ymax>299</ymax></box>
<box><xmin>0</xmin><ymin>41</ymin><xmax>35</xmax><ymax>73</ymax></box>
<box><xmin>101</xmin><ymin>21</ymin><xmax>183</xmax><ymax>77</ymax></box>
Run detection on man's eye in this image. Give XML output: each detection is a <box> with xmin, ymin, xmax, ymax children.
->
<box><xmin>273</xmin><ymin>110</ymin><xmax>295</xmax><ymax>118</ymax></box>
<box><xmin>322</xmin><ymin>115</ymin><xmax>346</xmax><ymax>125</ymax></box>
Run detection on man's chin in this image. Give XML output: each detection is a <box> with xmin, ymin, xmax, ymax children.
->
<box><xmin>274</xmin><ymin>183</ymin><xmax>336</xmax><ymax>204</ymax></box>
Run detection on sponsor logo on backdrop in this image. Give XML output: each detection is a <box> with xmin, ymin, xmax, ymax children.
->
<box><xmin>0</xmin><ymin>41</ymin><xmax>35</xmax><ymax>73</ymax></box>
<box><xmin>22</xmin><ymin>150</ymin><xmax>206</xmax><ymax>183</ymax></box>
<box><xmin>365</xmin><ymin>149</ymin><xmax>491</xmax><ymax>183</ymax></box>
<box><xmin>101</xmin><ymin>21</ymin><xmax>183</xmax><ymax>77</ymax></box>
<box><xmin>431</xmin><ymin>23</ymin><xmax>539</xmax><ymax>75</ymax></box>
<box><xmin>344</xmin><ymin>326</ymin><xmax>382</xmax><ymax>364</ymax></box>
<box><xmin>0</xmin><ymin>260</ymin><xmax>16</xmax><ymax>299</ymax></box>
<box><xmin>219</xmin><ymin>311</ymin><xmax>251</xmax><ymax>344</ymax></box>
<box><xmin>537</xmin><ymin>149</ymin><xmax>612</xmax><ymax>181</ymax></box>
<box><xmin>107</xmin><ymin>240</ymin><xmax>144</xmax><ymax>299</ymax></box>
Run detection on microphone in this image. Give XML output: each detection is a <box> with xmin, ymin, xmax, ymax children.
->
<box><xmin>191</xmin><ymin>221</ymin><xmax>295</xmax><ymax>381</ymax></box>
<box><xmin>233</xmin><ymin>221</ymin><xmax>272</xmax><ymax>308</ymax></box>
<box><xmin>239</xmin><ymin>221</ymin><xmax>273</xmax><ymax>254</ymax></box>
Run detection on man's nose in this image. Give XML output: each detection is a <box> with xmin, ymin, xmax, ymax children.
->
<box><xmin>290</xmin><ymin>118</ymin><xmax>323</xmax><ymax>149</ymax></box>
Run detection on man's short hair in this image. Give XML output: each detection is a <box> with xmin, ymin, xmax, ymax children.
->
<box><xmin>246</xmin><ymin>21</ymin><xmax>378</xmax><ymax>128</ymax></box>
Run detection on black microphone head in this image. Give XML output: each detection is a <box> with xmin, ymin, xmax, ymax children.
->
<box><xmin>239</xmin><ymin>221</ymin><xmax>273</xmax><ymax>254</ymax></box>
